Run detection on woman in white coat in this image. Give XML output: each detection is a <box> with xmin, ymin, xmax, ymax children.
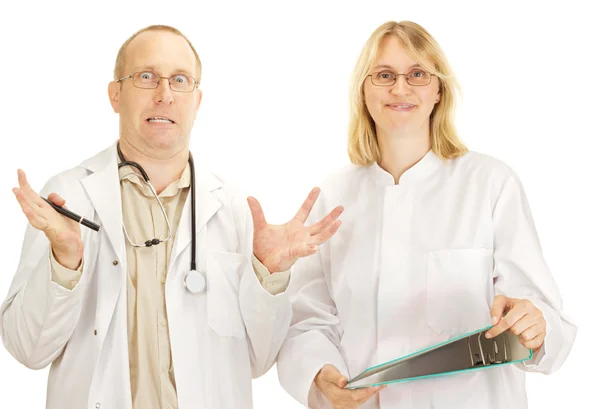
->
<box><xmin>277</xmin><ymin>21</ymin><xmax>577</xmax><ymax>409</ymax></box>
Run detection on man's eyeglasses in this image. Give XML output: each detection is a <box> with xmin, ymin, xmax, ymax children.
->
<box><xmin>117</xmin><ymin>71</ymin><xmax>198</xmax><ymax>92</ymax></box>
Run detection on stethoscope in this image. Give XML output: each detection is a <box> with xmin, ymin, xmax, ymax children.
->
<box><xmin>117</xmin><ymin>143</ymin><xmax>206</xmax><ymax>294</ymax></box>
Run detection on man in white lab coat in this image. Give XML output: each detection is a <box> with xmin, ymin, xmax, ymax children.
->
<box><xmin>0</xmin><ymin>25</ymin><xmax>343</xmax><ymax>409</ymax></box>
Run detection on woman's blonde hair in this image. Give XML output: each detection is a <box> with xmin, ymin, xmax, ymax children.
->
<box><xmin>348</xmin><ymin>21</ymin><xmax>467</xmax><ymax>165</ymax></box>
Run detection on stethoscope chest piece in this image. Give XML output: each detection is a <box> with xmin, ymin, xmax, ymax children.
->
<box><xmin>184</xmin><ymin>270</ymin><xmax>206</xmax><ymax>294</ymax></box>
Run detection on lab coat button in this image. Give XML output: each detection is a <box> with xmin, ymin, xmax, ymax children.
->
<box><xmin>113</xmin><ymin>260</ymin><xmax>119</xmax><ymax>265</ymax></box>
<box><xmin>95</xmin><ymin>403</ymin><xmax>101</xmax><ymax>408</ymax></box>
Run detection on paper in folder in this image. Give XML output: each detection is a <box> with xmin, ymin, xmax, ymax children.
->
<box><xmin>346</xmin><ymin>325</ymin><xmax>533</xmax><ymax>389</ymax></box>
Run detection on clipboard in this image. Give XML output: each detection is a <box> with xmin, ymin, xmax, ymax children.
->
<box><xmin>346</xmin><ymin>325</ymin><xmax>533</xmax><ymax>389</ymax></box>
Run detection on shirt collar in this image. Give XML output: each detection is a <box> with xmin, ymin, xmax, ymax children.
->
<box><xmin>117</xmin><ymin>153</ymin><xmax>191</xmax><ymax>198</ymax></box>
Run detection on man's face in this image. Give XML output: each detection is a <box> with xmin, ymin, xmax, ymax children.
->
<box><xmin>109</xmin><ymin>30</ymin><xmax>202</xmax><ymax>155</ymax></box>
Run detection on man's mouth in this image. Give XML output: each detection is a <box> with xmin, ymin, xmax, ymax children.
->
<box><xmin>147</xmin><ymin>116</ymin><xmax>175</xmax><ymax>124</ymax></box>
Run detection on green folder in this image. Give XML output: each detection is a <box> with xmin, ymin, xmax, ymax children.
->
<box><xmin>346</xmin><ymin>325</ymin><xmax>533</xmax><ymax>389</ymax></box>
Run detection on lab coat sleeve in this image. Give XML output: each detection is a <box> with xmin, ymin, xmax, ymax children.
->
<box><xmin>236</xmin><ymin>198</ymin><xmax>293</xmax><ymax>378</ymax></box>
<box><xmin>491</xmin><ymin>173</ymin><xmax>577</xmax><ymax>374</ymax></box>
<box><xmin>0</xmin><ymin>176</ymin><xmax>86</xmax><ymax>370</ymax></box>
<box><xmin>277</xmin><ymin>233</ymin><xmax>348</xmax><ymax>407</ymax></box>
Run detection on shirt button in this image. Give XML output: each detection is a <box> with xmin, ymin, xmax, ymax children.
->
<box><xmin>161</xmin><ymin>276</ymin><xmax>166</xmax><ymax>284</ymax></box>
<box><xmin>70</xmin><ymin>280</ymin><xmax>78</xmax><ymax>288</ymax></box>
<box><xmin>161</xmin><ymin>319</ymin><xmax>168</xmax><ymax>327</ymax></box>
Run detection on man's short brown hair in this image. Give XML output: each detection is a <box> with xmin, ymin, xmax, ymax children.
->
<box><xmin>113</xmin><ymin>25</ymin><xmax>202</xmax><ymax>82</ymax></box>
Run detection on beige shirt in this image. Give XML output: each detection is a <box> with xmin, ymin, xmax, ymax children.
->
<box><xmin>50</xmin><ymin>161</ymin><xmax>290</xmax><ymax>409</ymax></box>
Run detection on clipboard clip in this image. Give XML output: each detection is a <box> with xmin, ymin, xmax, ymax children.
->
<box><xmin>467</xmin><ymin>331</ymin><xmax>511</xmax><ymax>367</ymax></box>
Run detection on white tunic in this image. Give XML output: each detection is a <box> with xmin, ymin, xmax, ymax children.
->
<box><xmin>277</xmin><ymin>149</ymin><xmax>576</xmax><ymax>409</ymax></box>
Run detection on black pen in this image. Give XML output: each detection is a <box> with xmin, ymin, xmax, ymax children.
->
<box><xmin>41</xmin><ymin>197</ymin><xmax>101</xmax><ymax>232</ymax></box>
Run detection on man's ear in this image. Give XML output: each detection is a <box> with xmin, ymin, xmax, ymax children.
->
<box><xmin>108</xmin><ymin>81</ymin><xmax>121</xmax><ymax>113</ymax></box>
<box><xmin>194</xmin><ymin>89</ymin><xmax>203</xmax><ymax>119</ymax></box>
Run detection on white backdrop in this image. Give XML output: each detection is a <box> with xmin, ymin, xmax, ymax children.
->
<box><xmin>0</xmin><ymin>0</ymin><xmax>597</xmax><ymax>408</ymax></box>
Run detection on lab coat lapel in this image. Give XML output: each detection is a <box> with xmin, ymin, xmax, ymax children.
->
<box><xmin>79</xmin><ymin>142</ymin><xmax>126</xmax><ymax>344</ymax></box>
<box><xmin>169</xmin><ymin>166</ymin><xmax>223</xmax><ymax>272</ymax></box>
<box><xmin>80</xmin><ymin>142</ymin><xmax>126</xmax><ymax>264</ymax></box>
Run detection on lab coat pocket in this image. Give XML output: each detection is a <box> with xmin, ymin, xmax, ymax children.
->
<box><xmin>206</xmin><ymin>251</ymin><xmax>247</xmax><ymax>338</ymax></box>
<box><xmin>426</xmin><ymin>248</ymin><xmax>493</xmax><ymax>335</ymax></box>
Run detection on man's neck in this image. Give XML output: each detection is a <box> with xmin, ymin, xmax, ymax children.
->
<box><xmin>118</xmin><ymin>138</ymin><xmax>189</xmax><ymax>194</ymax></box>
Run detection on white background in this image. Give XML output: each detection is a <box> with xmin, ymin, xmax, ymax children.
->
<box><xmin>0</xmin><ymin>0</ymin><xmax>598</xmax><ymax>408</ymax></box>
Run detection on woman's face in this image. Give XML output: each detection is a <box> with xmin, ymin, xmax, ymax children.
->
<box><xmin>364</xmin><ymin>35</ymin><xmax>441</xmax><ymax>137</ymax></box>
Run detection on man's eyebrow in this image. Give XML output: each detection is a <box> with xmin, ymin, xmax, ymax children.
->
<box><xmin>131</xmin><ymin>65</ymin><xmax>194</xmax><ymax>77</ymax></box>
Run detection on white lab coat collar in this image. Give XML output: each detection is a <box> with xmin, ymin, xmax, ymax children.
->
<box><xmin>77</xmin><ymin>140</ymin><xmax>224</xmax><ymax>266</ymax></box>
<box><xmin>369</xmin><ymin>149</ymin><xmax>443</xmax><ymax>186</ymax></box>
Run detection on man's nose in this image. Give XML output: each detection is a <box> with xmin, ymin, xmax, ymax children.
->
<box><xmin>154</xmin><ymin>78</ymin><xmax>174</xmax><ymax>105</ymax></box>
